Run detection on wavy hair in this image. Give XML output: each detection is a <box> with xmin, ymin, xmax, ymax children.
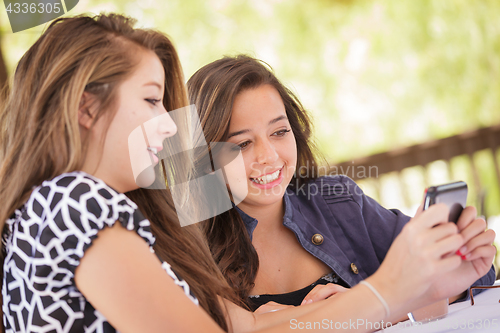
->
<box><xmin>0</xmin><ymin>14</ymin><xmax>237</xmax><ymax>331</ymax></box>
<box><xmin>187</xmin><ymin>55</ymin><xmax>321</xmax><ymax>305</ymax></box>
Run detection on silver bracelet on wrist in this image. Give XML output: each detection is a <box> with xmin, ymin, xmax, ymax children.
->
<box><xmin>359</xmin><ymin>280</ymin><xmax>391</xmax><ymax>318</ymax></box>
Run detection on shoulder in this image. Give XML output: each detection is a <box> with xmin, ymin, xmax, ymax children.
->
<box><xmin>29</xmin><ymin>171</ymin><xmax>150</xmax><ymax>240</ymax></box>
<box><xmin>33</xmin><ymin>171</ymin><xmax>138</xmax><ymax>216</ymax></box>
<box><xmin>312</xmin><ymin>175</ymin><xmax>360</xmax><ymax>193</ymax></box>
<box><xmin>26</xmin><ymin>171</ymin><xmax>153</xmax><ymax>266</ymax></box>
<box><xmin>36</xmin><ymin>171</ymin><xmax>132</xmax><ymax>204</ymax></box>
<box><xmin>290</xmin><ymin>175</ymin><xmax>364</xmax><ymax>206</ymax></box>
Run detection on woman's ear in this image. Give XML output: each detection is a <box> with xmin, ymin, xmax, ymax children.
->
<box><xmin>78</xmin><ymin>92</ymin><xmax>98</xmax><ymax>130</ymax></box>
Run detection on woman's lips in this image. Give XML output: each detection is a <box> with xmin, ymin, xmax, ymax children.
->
<box><xmin>150</xmin><ymin>152</ymin><xmax>159</xmax><ymax>163</ymax></box>
<box><xmin>251</xmin><ymin>167</ymin><xmax>282</xmax><ymax>179</ymax></box>
<box><xmin>250</xmin><ymin>167</ymin><xmax>284</xmax><ymax>190</ymax></box>
<box><xmin>147</xmin><ymin>146</ymin><xmax>162</xmax><ymax>164</ymax></box>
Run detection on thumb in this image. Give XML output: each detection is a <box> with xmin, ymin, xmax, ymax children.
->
<box><xmin>414</xmin><ymin>188</ymin><xmax>428</xmax><ymax>217</ymax></box>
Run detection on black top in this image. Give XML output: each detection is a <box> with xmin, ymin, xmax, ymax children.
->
<box><xmin>248</xmin><ymin>272</ymin><xmax>349</xmax><ymax>311</ymax></box>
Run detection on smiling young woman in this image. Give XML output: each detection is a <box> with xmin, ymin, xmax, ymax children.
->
<box><xmin>0</xmin><ymin>14</ymin><xmax>237</xmax><ymax>332</ymax></box>
<box><xmin>187</xmin><ymin>55</ymin><xmax>496</xmax><ymax>313</ymax></box>
<box><xmin>227</xmin><ymin>84</ymin><xmax>298</xmax><ymax>214</ymax></box>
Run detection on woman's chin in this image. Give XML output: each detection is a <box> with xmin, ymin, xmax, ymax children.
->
<box><xmin>135</xmin><ymin>165</ymin><xmax>157</xmax><ymax>188</ymax></box>
<box><xmin>244</xmin><ymin>187</ymin><xmax>287</xmax><ymax>207</ymax></box>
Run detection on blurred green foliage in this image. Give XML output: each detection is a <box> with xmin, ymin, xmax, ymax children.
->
<box><xmin>1</xmin><ymin>0</ymin><xmax>499</xmax><ymax>214</ymax></box>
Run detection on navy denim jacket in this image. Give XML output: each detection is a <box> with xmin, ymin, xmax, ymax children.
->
<box><xmin>236</xmin><ymin>175</ymin><xmax>495</xmax><ymax>301</ymax></box>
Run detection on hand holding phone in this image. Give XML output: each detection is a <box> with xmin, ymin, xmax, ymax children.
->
<box><xmin>408</xmin><ymin>181</ymin><xmax>468</xmax><ymax>323</ymax></box>
<box><xmin>423</xmin><ymin>181</ymin><xmax>468</xmax><ymax>223</ymax></box>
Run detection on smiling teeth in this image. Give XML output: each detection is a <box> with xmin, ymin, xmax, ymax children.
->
<box><xmin>147</xmin><ymin>147</ymin><xmax>158</xmax><ymax>155</ymax></box>
<box><xmin>252</xmin><ymin>169</ymin><xmax>281</xmax><ymax>184</ymax></box>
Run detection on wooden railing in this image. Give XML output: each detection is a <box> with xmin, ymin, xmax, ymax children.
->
<box><xmin>329</xmin><ymin>124</ymin><xmax>500</xmax><ymax>276</ymax></box>
<box><xmin>329</xmin><ymin>124</ymin><xmax>500</xmax><ymax>218</ymax></box>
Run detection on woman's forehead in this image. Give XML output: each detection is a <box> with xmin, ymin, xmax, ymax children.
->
<box><xmin>230</xmin><ymin>85</ymin><xmax>286</xmax><ymax>126</ymax></box>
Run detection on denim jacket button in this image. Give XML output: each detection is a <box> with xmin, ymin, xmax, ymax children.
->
<box><xmin>311</xmin><ymin>233</ymin><xmax>324</xmax><ymax>245</ymax></box>
<box><xmin>350</xmin><ymin>263</ymin><xmax>359</xmax><ymax>274</ymax></box>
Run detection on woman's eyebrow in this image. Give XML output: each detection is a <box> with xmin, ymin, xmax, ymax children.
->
<box><xmin>227</xmin><ymin>115</ymin><xmax>288</xmax><ymax>139</ymax></box>
<box><xmin>143</xmin><ymin>81</ymin><xmax>163</xmax><ymax>89</ymax></box>
<box><xmin>269</xmin><ymin>115</ymin><xmax>287</xmax><ymax>125</ymax></box>
<box><xmin>227</xmin><ymin>129</ymin><xmax>250</xmax><ymax>139</ymax></box>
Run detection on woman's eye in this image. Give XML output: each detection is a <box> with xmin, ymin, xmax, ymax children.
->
<box><xmin>145</xmin><ymin>98</ymin><xmax>161</xmax><ymax>106</ymax></box>
<box><xmin>273</xmin><ymin>129</ymin><xmax>291</xmax><ymax>137</ymax></box>
<box><xmin>238</xmin><ymin>141</ymin><xmax>250</xmax><ymax>150</ymax></box>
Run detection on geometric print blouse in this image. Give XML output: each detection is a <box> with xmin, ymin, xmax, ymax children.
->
<box><xmin>2</xmin><ymin>171</ymin><xmax>198</xmax><ymax>332</ymax></box>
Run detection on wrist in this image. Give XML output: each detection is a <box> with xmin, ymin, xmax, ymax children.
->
<box><xmin>359</xmin><ymin>280</ymin><xmax>391</xmax><ymax>318</ymax></box>
<box><xmin>365</xmin><ymin>273</ymin><xmax>418</xmax><ymax>320</ymax></box>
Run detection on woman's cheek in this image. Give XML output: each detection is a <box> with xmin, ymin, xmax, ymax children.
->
<box><xmin>222</xmin><ymin>150</ymin><xmax>249</xmax><ymax>204</ymax></box>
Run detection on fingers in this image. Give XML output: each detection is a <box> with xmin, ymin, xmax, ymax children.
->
<box><xmin>461</xmin><ymin>230</ymin><xmax>496</xmax><ymax>260</ymax></box>
<box><xmin>410</xmin><ymin>203</ymin><xmax>450</xmax><ymax>229</ymax></box>
<box><xmin>458</xmin><ymin>220</ymin><xmax>493</xmax><ymax>256</ymax></box>
<box><xmin>458</xmin><ymin>216</ymin><xmax>486</xmax><ymax>245</ymax></box>
<box><xmin>401</xmin><ymin>208</ymin><xmax>461</xmax><ymax>262</ymax></box>
<box><xmin>456</xmin><ymin>206</ymin><xmax>478</xmax><ymax>231</ymax></box>
<box><xmin>429</xmin><ymin>233</ymin><xmax>464</xmax><ymax>259</ymax></box>
<box><xmin>425</xmin><ymin>205</ymin><xmax>494</xmax><ymax>261</ymax></box>
<box><xmin>424</xmin><ymin>223</ymin><xmax>459</xmax><ymax>245</ymax></box>
<box><xmin>465</xmin><ymin>245</ymin><xmax>497</xmax><ymax>278</ymax></box>
<box><xmin>300</xmin><ymin>284</ymin><xmax>348</xmax><ymax>305</ymax></box>
<box><xmin>436</xmin><ymin>255</ymin><xmax>462</xmax><ymax>275</ymax></box>
<box><xmin>466</xmin><ymin>244</ymin><xmax>497</xmax><ymax>262</ymax></box>
<box><xmin>254</xmin><ymin>301</ymin><xmax>293</xmax><ymax>314</ymax></box>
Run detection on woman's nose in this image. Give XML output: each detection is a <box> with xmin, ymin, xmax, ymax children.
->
<box><xmin>143</xmin><ymin>111</ymin><xmax>177</xmax><ymax>144</ymax></box>
<box><xmin>256</xmin><ymin>139</ymin><xmax>278</xmax><ymax>165</ymax></box>
<box><xmin>158</xmin><ymin>111</ymin><xmax>177</xmax><ymax>138</ymax></box>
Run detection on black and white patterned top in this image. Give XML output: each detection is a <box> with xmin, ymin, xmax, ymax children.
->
<box><xmin>2</xmin><ymin>171</ymin><xmax>198</xmax><ymax>332</ymax></box>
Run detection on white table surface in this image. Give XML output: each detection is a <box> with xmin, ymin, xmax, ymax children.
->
<box><xmin>381</xmin><ymin>281</ymin><xmax>500</xmax><ymax>333</ymax></box>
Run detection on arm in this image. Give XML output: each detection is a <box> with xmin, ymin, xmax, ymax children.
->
<box><xmin>228</xmin><ymin>205</ymin><xmax>485</xmax><ymax>333</ymax></box>
<box><xmin>223</xmin><ymin>284</ymin><xmax>387</xmax><ymax>333</ymax></box>
<box><xmin>75</xmin><ymin>222</ymin><xmax>224</xmax><ymax>333</ymax></box>
<box><xmin>75</xmin><ymin>205</ymin><xmax>493</xmax><ymax>333</ymax></box>
<box><xmin>75</xmin><ymin>223</ymin><xmax>320</xmax><ymax>333</ymax></box>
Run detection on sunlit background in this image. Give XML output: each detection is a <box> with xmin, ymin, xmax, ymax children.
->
<box><xmin>1</xmin><ymin>0</ymin><xmax>500</xmax><ymax>270</ymax></box>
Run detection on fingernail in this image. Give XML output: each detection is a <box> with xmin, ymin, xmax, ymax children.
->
<box><xmin>459</xmin><ymin>246</ymin><xmax>467</xmax><ymax>254</ymax></box>
<box><xmin>461</xmin><ymin>255</ymin><xmax>467</xmax><ymax>260</ymax></box>
<box><xmin>300</xmin><ymin>300</ymin><xmax>306</xmax><ymax>305</ymax></box>
<box><xmin>456</xmin><ymin>250</ymin><xmax>462</xmax><ymax>256</ymax></box>
<box><xmin>307</xmin><ymin>299</ymin><xmax>313</xmax><ymax>304</ymax></box>
<box><xmin>465</xmin><ymin>253</ymin><xmax>471</xmax><ymax>260</ymax></box>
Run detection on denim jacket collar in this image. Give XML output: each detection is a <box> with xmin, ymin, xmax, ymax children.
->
<box><xmin>233</xmin><ymin>192</ymin><xmax>294</xmax><ymax>241</ymax></box>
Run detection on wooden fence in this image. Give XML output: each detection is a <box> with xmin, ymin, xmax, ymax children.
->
<box><xmin>329</xmin><ymin>124</ymin><xmax>500</xmax><ymax>218</ymax></box>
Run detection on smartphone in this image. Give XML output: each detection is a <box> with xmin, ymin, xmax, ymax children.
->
<box><xmin>423</xmin><ymin>181</ymin><xmax>468</xmax><ymax>223</ymax></box>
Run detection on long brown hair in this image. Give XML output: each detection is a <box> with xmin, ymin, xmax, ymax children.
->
<box><xmin>0</xmin><ymin>14</ymin><xmax>236</xmax><ymax>331</ymax></box>
<box><xmin>187</xmin><ymin>55</ymin><xmax>321</xmax><ymax>304</ymax></box>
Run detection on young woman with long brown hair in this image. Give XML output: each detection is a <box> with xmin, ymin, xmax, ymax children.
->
<box><xmin>0</xmin><ymin>13</ymin><xmax>246</xmax><ymax>332</ymax></box>
<box><xmin>187</xmin><ymin>55</ymin><xmax>496</xmax><ymax>313</ymax></box>
<box><xmin>0</xmin><ymin>15</ymin><xmax>494</xmax><ymax>333</ymax></box>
